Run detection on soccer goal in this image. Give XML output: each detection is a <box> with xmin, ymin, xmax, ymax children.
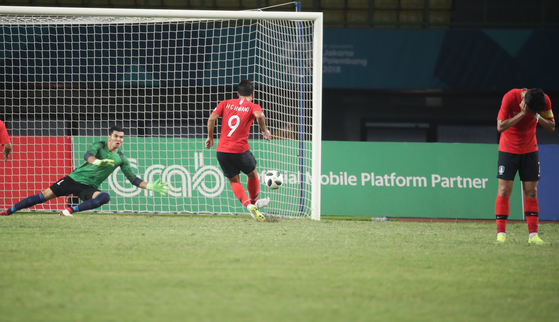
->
<box><xmin>0</xmin><ymin>5</ymin><xmax>322</xmax><ymax>220</ymax></box>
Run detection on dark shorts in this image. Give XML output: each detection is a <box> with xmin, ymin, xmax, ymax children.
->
<box><xmin>497</xmin><ymin>151</ymin><xmax>540</xmax><ymax>181</ymax></box>
<box><xmin>217</xmin><ymin>150</ymin><xmax>257</xmax><ymax>178</ymax></box>
<box><xmin>49</xmin><ymin>176</ymin><xmax>100</xmax><ymax>201</ymax></box>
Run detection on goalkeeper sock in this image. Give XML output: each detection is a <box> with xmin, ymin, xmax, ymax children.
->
<box><xmin>247</xmin><ymin>177</ymin><xmax>260</xmax><ymax>203</ymax></box>
<box><xmin>75</xmin><ymin>192</ymin><xmax>111</xmax><ymax>212</ymax></box>
<box><xmin>524</xmin><ymin>197</ymin><xmax>539</xmax><ymax>234</ymax></box>
<box><xmin>230</xmin><ymin>182</ymin><xmax>250</xmax><ymax>207</ymax></box>
<box><xmin>8</xmin><ymin>193</ymin><xmax>47</xmax><ymax>215</ymax></box>
<box><xmin>495</xmin><ymin>195</ymin><xmax>509</xmax><ymax>234</ymax></box>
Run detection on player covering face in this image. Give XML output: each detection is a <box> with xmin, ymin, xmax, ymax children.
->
<box><xmin>495</xmin><ymin>88</ymin><xmax>555</xmax><ymax>244</ymax></box>
<box><xmin>205</xmin><ymin>80</ymin><xmax>272</xmax><ymax>221</ymax></box>
<box><xmin>1</xmin><ymin>126</ymin><xmax>170</xmax><ymax>217</ymax></box>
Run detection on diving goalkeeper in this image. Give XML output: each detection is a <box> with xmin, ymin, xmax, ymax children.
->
<box><xmin>0</xmin><ymin>126</ymin><xmax>169</xmax><ymax>217</ymax></box>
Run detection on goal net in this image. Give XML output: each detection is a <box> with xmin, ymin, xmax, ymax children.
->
<box><xmin>0</xmin><ymin>6</ymin><xmax>322</xmax><ymax>220</ymax></box>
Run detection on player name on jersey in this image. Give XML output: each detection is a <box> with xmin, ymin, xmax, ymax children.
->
<box><xmin>225</xmin><ymin>103</ymin><xmax>250</xmax><ymax>112</ymax></box>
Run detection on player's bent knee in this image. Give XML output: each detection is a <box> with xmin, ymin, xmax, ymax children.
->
<box><xmin>95</xmin><ymin>192</ymin><xmax>111</xmax><ymax>206</ymax></box>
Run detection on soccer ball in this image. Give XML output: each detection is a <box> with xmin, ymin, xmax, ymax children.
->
<box><xmin>264</xmin><ymin>171</ymin><xmax>283</xmax><ymax>189</ymax></box>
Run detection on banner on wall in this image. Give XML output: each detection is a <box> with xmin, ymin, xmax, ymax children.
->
<box><xmin>323</xmin><ymin>29</ymin><xmax>559</xmax><ymax>90</ymax></box>
<box><xmin>4</xmin><ymin>137</ymin><xmax>556</xmax><ymax>220</ymax></box>
<box><xmin>0</xmin><ymin>136</ymin><xmax>73</xmax><ymax>211</ymax></box>
<box><xmin>72</xmin><ymin>137</ymin><xmax>313</xmax><ymax>215</ymax></box>
<box><xmin>321</xmin><ymin>141</ymin><xmax>524</xmax><ymax>220</ymax></box>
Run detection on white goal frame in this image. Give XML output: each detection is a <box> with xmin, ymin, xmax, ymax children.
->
<box><xmin>0</xmin><ymin>6</ymin><xmax>323</xmax><ymax>220</ymax></box>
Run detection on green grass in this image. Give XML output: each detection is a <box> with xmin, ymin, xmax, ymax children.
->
<box><xmin>1</xmin><ymin>214</ymin><xmax>558</xmax><ymax>322</ymax></box>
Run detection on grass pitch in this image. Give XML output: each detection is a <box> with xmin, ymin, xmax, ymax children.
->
<box><xmin>1</xmin><ymin>214</ymin><xmax>558</xmax><ymax>322</ymax></box>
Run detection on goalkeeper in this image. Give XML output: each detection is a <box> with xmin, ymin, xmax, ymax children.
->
<box><xmin>1</xmin><ymin>126</ymin><xmax>169</xmax><ymax>217</ymax></box>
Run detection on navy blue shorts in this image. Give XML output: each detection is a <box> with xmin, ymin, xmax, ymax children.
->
<box><xmin>217</xmin><ymin>150</ymin><xmax>257</xmax><ymax>178</ymax></box>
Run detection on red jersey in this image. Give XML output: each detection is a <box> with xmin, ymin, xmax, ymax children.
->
<box><xmin>212</xmin><ymin>98</ymin><xmax>262</xmax><ymax>153</ymax></box>
<box><xmin>0</xmin><ymin>120</ymin><xmax>10</xmax><ymax>145</ymax></box>
<box><xmin>497</xmin><ymin>88</ymin><xmax>554</xmax><ymax>154</ymax></box>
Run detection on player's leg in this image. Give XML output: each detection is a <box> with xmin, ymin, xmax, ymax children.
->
<box><xmin>247</xmin><ymin>168</ymin><xmax>269</xmax><ymax>210</ymax></box>
<box><xmin>60</xmin><ymin>188</ymin><xmax>111</xmax><ymax>216</ymax></box>
<box><xmin>238</xmin><ymin>150</ymin><xmax>268</xmax><ymax>209</ymax></box>
<box><xmin>217</xmin><ymin>152</ymin><xmax>251</xmax><ymax>207</ymax></box>
<box><xmin>495</xmin><ymin>152</ymin><xmax>518</xmax><ymax>242</ymax></box>
<box><xmin>217</xmin><ymin>152</ymin><xmax>264</xmax><ymax>221</ymax></box>
<box><xmin>495</xmin><ymin>179</ymin><xmax>513</xmax><ymax>243</ymax></box>
<box><xmin>522</xmin><ymin>181</ymin><xmax>543</xmax><ymax>244</ymax></box>
<box><xmin>519</xmin><ymin>151</ymin><xmax>544</xmax><ymax>244</ymax></box>
<box><xmin>1</xmin><ymin>183</ymin><xmax>60</xmax><ymax>216</ymax></box>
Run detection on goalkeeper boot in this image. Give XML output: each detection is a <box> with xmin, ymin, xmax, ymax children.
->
<box><xmin>0</xmin><ymin>210</ymin><xmax>9</xmax><ymax>216</ymax></box>
<box><xmin>60</xmin><ymin>207</ymin><xmax>74</xmax><ymax>217</ymax></box>
<box><xmin>248</xmin><ymin>205</ymin><xmax>265</xmax><ymax>222</ymax></box>
<box><xmin>255</xmin><ymin>197</ymin><xmax>270</xmax><ymax>210</ymax></box>
<box><xmin>496</xmin><ymin>233</ymin><xmax>506</xmax><ymax>244</ymax></box>
<box><xmin>528</xmin><ymin>234</ymin><xmax>545</xmax><ymax>245</ymax></box>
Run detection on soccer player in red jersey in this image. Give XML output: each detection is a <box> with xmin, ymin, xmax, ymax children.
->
<box><xmin>205</xmin><ymin>80</ymin><xmax>272</xmax><ymax>221</ymax></box>
<box><xmin>1</xmin><ymin>126</ymin><xmax>169</xmax><ymax>217</ymax></box>
<box><xmin>0</xmin><ymin>119</ymin><xmax>13</xmax><ymax>161</ymax></box>
<box><xmin>495</xmin><ymin>88</ymin><xmax>555</xmax><ymax>244</ymax></box>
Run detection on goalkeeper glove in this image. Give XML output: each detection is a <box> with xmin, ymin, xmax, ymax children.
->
<box><xmin>93</xmin><ymin>159</ymin><xmax>115</xmax><ymax>167</ymax></box>
<box><xmin>147</xmin><ymin>178</ymin><xmax>170</xmax><ymax>196</ymax></box>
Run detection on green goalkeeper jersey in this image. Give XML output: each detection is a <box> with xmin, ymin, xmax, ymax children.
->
<box><xmin>68</xmin><ymin>141</ymin><xmax>138</xmax><ymax>188</ymax></box>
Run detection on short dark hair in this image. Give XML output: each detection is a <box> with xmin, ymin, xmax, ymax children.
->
<box><xmin>237</xmin><ymin>79</ymin><xmax>254</xmax><ymax>96</ymax></box>
<box><xmin>525</xmin><ymin>88</ymin><xmax>546</xmax><ymax>113</ymax></box>
<box><xmin>109</xmin><ymin>125</ymin><xmax>124</xmax><ymax>135</ymax></box>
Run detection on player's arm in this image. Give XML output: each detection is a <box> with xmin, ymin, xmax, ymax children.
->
<box><xmin>497</xmin><ymin>96</ymin><xmax>527</xmax><ymax>133</ymax></box>
<box><xmin>254</xmin><ymin>110</ymin><xmax>272</xmax><ymax>141</ymax></box>
<box><xmin>2</xmin><ymin>142</ymin><xmax>12</xmax><ymax>161</ymax></box>
<box><xmin>85</xmin><ymin>154</ymin><xmax>115</xmax><ymax>167</ymax></box>
<box><xmin>120</xmin><ymin>157</ymin><xmax>169</xmax><ymax>196</ymax></box>
<box><xmin>535</xmin><ymin>100</ymin><xmax>555</xmax><ymax>133</ymax></box>
<box><xmin>83</xmin><ymin>142</ymin><xmax>115</xmax><ymax>167</ymax></box>
<box><xmin>205</xmin><ymin>112</ymin><xmax>220</xmax><ymax>148</ymax></box>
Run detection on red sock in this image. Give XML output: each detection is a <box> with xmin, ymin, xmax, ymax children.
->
<box><xmin>247</xmin><ymin>177</ymin><xmax>260</xmax><ymax>204</ymax></box>
<box><xmin>230</xmin><ymin>182</ymin><xmax>250</xmax><ymax>207</ymax></box>
<box><xmin>524</xmin><ymin>197</ymin><xmax>539</xmax><ymax>234</ymax></box>
<box><xmin>495</xmin><ymin>195</ymin><xmax>509</xmax><ymax>234</ymax></box>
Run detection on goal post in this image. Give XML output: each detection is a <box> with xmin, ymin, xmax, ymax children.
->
<box><xmin>0</xmin><ymin>6</ymin><xmax>322</xmax><ymax>220</ymax></box>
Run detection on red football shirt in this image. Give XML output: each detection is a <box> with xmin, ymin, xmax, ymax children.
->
<box><xmin>497</xmin><ymin>88</ymin><xmax>554</xmax><ymax>154</ymax></box>
<box><xmin>0</xmin><ymin>120</ymin><xmax>10</xmax><ymax>145</ymax></box>
<box><xmin>212</xmin><ymin>98</ymin><xmax>262</xmax><ymax>153</ymax></box>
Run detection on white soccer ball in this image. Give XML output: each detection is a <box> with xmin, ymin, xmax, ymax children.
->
<box><xmin>264</xmin><ymin>170</ymin><xmax>283</xmax><ymax>189</ymax></box>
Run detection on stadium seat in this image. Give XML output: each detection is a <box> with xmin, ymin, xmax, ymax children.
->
<box><xmin>347</xmin><ymin>10</ymin><xmax>370</xmax><ymax>28</ymax></box>
<box><xmin>108</xmin><ymin>0</ymin><xmax>140</xmax><ymax>7</ymax></box>
<box><xmin>321</xmin><ymin>0</ymin><xmax>345</xmax><ymax>9</ymax></box>
<box><xmin>373</xmin><ymin>10</ymin><xmax>398</xmax><ymax>28</ymax></box>
<box><xmin>373</xmin><ymin>0</ymin><xmax>398</xmax><ymax>9</ymax></box>
<box><xmin>429</xmin><ymin>10</ymin><xmax>451</xmax><ymax>27</ymax></box>
<box><xmin>241</xmin><ymin>0</ymin><xmax>258</xmax><ymax>9</ymax></box>
<box><xmin>348</xmin><ymin>0</ymin><xmax>368</xmax><ymax>10</ymax></box>
<box><xmin>215</xmin><ymin>0</ymin><xmax>240</xmax><ymax>8</ymax></box>
<box><xmin>400</xmin><ymin>0</ymin><xmax>424</xmax><ymax>9</ymax></box>
<box><xmin>1</xmin><ymin>0</ymin><xmax>34</xmax><ymax>4</ymax></box>
<box><xmin>33</xmin><ymin>0</ymin><xmax>59</xmax><ymax>6</ymax></box>
<box><xmin>59</xmin><ymin>0</ymin><xmax>91</xmax><ymax>6</ymax></box>
<box><xmin>322</xmin><ymin>10</ymin><xmax>345</xmax><ymax>27</ymax></box>
<box><xmin>399</xmin><ymin>10</ymin><xmax>424</xmax><ymax>28</ymax></box>
<box><xmin>429</xmin><ymin>0</ymin><xmax>452</xmax><ymax>10</ymax></box>
<box><xmin>162</xmin><ymin>0</ymin><xmax>188</xmax><ymax>8</ymax></box>
<box><xmin>189</xmin><ymin>0</ymin><xmax>216</xmax><ymax>8</ymax></box>
<box><xmin>89</xmin><ymin>0</ymin><xmax>111</xmax><ymax>7</ymax></box>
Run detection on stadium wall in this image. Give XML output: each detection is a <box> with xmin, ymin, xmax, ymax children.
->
<box><xmin>1</xmin><ymin>139</ymin><xmax>557</xmax><ymax>220</ymax></box>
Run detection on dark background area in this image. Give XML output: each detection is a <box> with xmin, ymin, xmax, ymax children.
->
<box><xmin>0</xmin><ymin>0</ymin><xmax>558</xmax><ymax>144</ymax></box>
